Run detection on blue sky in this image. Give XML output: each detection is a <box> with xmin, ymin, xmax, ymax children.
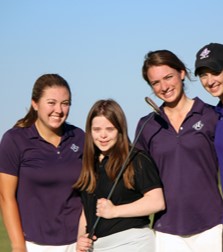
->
<box><xmin>1</xmin><ymin>0</ymin><xmax>222</xmax><ymax>140</ymax></box>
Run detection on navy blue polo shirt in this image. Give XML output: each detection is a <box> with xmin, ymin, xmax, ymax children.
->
<box><xmin>215</xmin><ymin>102</ymin><xmax>223</xmax><ymax>193</ymax></box>
<box><xmin>135</xmin><ymin>97</ymin><xmax>223</xmax><ymax>235</ymax></box>
<box><xmin>0</xmin><ymin>123</ymin><xmax>85</xmax><ymax>245</ymax></box>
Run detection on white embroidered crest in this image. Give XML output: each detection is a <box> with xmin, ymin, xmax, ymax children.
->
<box><xmin>192</xmin><ymin>120</ymin><xmax>204</xmax><ymax>131</ymax></box>
<box><xmin>70</xmin><ymin>143</ymin><xmax>79</xmax><ymax>152</ymax></box>
<box><xmin>199</xmin><ymin>48</ymin><xmax>211</xmax><ymax>59</ymax></box>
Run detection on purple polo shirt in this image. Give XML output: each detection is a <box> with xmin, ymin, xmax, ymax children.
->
<box><xmin>0</xmin><ymin>123</ymin><xmax>84</xmax><ymax>245</ymax></box>
<box><xmin>215</xmin><ymin>102</ymin><xmax>223</xmax><ymax>193</ymax></box>
<box><xmin>135</xmin><ymin>97</ymin><xmax>223</xmax><ymax>235</ymax></box>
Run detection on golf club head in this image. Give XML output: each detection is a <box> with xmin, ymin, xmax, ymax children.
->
<box><xmin>145</xmin><ymin>97</ymin><xmax>161</xmax><ymax>115</ymax></box>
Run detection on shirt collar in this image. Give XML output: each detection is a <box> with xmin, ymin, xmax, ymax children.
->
<box><xmin>159</xmin><ymin>97</ymin><xmax>205</xmax><ymax>118</ymax></box>
<box><xmin>215</xmin><ymin>101</ymin><xmax>223</xmax><ymax>116</ymax></box>
<box><xmin>27</xmin><ymin>123</ymin><xmax>74</xmax><ymax>140</ymax></box>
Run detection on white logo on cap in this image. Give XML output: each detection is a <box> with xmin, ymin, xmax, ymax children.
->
<box><xmin>199</xmin><ymin>48</ymin><xmax>211</xmax><ymax>59</ymax></box>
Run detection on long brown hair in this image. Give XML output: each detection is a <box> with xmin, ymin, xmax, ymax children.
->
<box><xmin>14</xmin><ymin>74</ymin><xmax>71</xmax><ymax>128</ymax></box>
<box><xmin>75</xmin><ymin>99</ymin><xmax>135</xmax><ymax>193</ymax></box>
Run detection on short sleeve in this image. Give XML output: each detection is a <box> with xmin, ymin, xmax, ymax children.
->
<box><xmin>132</xmin><ymin>150</ymin><xmax>162</xmax><ymax>194</ymax></box>
<box><xmin>0</xmin><ymin>130</ymin><xmax>20</xmax><ymax>176</ymax></box>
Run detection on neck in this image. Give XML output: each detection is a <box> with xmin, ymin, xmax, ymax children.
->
<box><xmin>35</xmin><ymin>121</ymin><xmax>62</xmax><ymax>147</ymax></box>
<box><xmin>163</xmin><ymin>95</ymin><xmax>194</xmax><ymax>133</ymax></box>
<box><xmin>164</xmin><ymin>94</ymin><xmax>191</xmax><ymax>113</ymax></box>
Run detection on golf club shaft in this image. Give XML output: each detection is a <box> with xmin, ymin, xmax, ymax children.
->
<box><xmin>87</xmin><ymin>97</ymin><xmax>160</xmax><ymax>242</ymax></box>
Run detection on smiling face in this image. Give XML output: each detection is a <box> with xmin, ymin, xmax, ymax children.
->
<box><xmin>147</xmin><ymin>65</ymin><xmax>185</xmax><ymax>105</ymax></box>
<box><xmin>198</xmin><ymin>68</ymin><xmax>223</xmax><ymax>102</ymax></box>
<box><xmin>91</xmin><ymin>115</ymin><xmax>118</xmax><ymax>157</ymax></box>
<box><xmin>32</xmin><ymin>86</ymin><xmax>71</xmax><ymax>134</ymax></box>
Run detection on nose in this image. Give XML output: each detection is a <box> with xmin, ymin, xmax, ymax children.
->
<box><xmin>206</xmin><ymin>74</ymin><xmax>215</xmax><ymax>86</ymax></box>
<box><xmin>55</xmin><ymin>103</ymin><xmax>63</xmax><ymax>113</ymax></box>
<box><xmin>100</xmin><ymin>130</ymin><xmax>107</xmax><ymax>138</ymax></box>
<box><xmin>160</xmin><ymin>80</ymin><xmax>169</xmax><ymax>91</ymax></box>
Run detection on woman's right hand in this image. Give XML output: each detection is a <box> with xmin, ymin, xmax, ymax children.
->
<box><xmin>11</xmin><ymin>246</ymin><xmax>27</xmax><ymax>252</ymax></box>
<box><xmin>76</xmin><ymin>233</ymin><xmax>96</xmax><ymax>252</ymax></box>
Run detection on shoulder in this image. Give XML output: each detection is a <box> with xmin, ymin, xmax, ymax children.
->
<box><xmin>193</xmin><ymin>97</ymin><xmax>218</xmax><ymax>119</ymax></box>
<box><xmin>194</xmin><ymin>97</ymin><xmax>216</xmax><ymax>113</ymax></box>
<box><xmin>1</xmin><ymin>127</ymin><xmax>29</xmax><ymax>143</ymax></box>
<box><xmin>64</xmin><ymin>123</ymin><xmax>85</xmax><ymax>150</ymax></box>
<box><xmin>64</xmin><ymin>123</ymin><xmax>85</xmax><ymax>136</ymax></box>
<box><xmin>131</xmin><ymin>147</ymin><xmax>156</xmax><ymax>165</ymax></box>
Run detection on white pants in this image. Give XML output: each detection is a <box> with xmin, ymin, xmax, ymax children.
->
<box><xmin>91</xmin><ymin>227</ymin><xmax>155</xmax><ymax>252</ymax></box>
<box><xmin>25</xmin><ymin>241</ymin><xmax>76</xmax><ymax>252</ymax></box>
<box><xmin>155</xmin><ymin>224</ymin><xmax>222</xmax><ymax>252</ymax></box>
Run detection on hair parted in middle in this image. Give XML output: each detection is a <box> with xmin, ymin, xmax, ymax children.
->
<box><xmin>74</xmin><ymin>99</ymin><xmax>135</xmax><ymax>193</ymax></box>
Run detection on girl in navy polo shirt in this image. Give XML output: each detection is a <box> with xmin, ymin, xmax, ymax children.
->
<box><xmin>135</xmin><ymin>50</ymin><xmax>223</xmax><ymax>252</ymax></box>
<box><xmin>74</xmin><ymin>99</ymin><xmax>165</xmax><ymax>252</ymax></box>
<box><xmin>0</xmin><ymin>74</ymin><xmax>85</xmax><ymax>252</ymax></box>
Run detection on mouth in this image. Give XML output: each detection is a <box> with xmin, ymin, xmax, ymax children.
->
<box><xmin>50</xmin><ymin>115</ymin><xmax>63</xmax><ymax>120</ymax></box>
<box><xmin>163</xmin><ymin>89</ymin><xmax>174</xmax><ymax>98</ymax></box>
<box><xmin>99</xmin><ymin>141</ymin><xmax>108</xmax><ymax>144</ymax></box>
<box><xmin>209</xmin><ymin>84</ymin><xmax>221</xmax><ymax>92</ymax></box>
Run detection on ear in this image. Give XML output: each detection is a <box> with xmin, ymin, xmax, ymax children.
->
<box><xmin>180</xmin><ymin>70</ymin><xmax>186</xmax><ymax>81</ymax></box>
<box><xmin>31</xmin><ymin>100</ymin><xmax>38</xmax><ymax>111</ymax></box>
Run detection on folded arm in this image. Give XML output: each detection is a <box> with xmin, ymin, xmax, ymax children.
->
<box><xmin>96</xmin><ymin>187</ymin><xmax>165</xmax><ymax>219</ymax></box>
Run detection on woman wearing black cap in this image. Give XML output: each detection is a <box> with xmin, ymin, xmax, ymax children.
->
<box><xmin>195</xmin><ymin>42</ymin><xmax>223</xmax><ymax>204</ymax></box>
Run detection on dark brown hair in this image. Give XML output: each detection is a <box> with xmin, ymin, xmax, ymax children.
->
<box><xmin>14</xmin><ymin>74</ymin><xmax>71</xmax><ymax>128</ymax></box>
<box><xmin>142</xmin><ymin>50</ymin><xmax>191</xmax><ymax>85</ymax></box>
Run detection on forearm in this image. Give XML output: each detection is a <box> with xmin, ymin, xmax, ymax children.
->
<box><xmin>77</xmin><ymin>209</ymin><xmax>87</xmax><ymax>238</ymax></box>
<box><xmin>0</xmin><ymin>198</ymin><xmax>26</xmax><ymax>251</ymax></box>
<box><xmin>115</xmin><ymin>192</ymin><xmax>164</xmax><ymax>217</ymax></box>
<box><xmin>76</xmin><ymin>209</ymin><xmax>95</xmax><ymax>252</ymax></box>
<box><xmin>97</xmin><ymin>188</ymin><xmax>165</xmax><ymax>219</ymax></box>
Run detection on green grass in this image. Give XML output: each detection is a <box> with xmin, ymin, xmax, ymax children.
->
<box><xmin>0</xmin><ymin>216</ymin><xmax>10</xmax><ymax>252</ymax></box>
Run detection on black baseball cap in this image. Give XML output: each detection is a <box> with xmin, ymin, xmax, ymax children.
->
<box><xmin>194</xmin><ymin>43</ymin><xmax>223</xmax><ymax>76</ymax></box>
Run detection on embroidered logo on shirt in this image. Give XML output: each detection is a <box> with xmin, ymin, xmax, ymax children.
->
<box><xmin>70</xmin><ymin>143</ymin><xmax>79</xmax><ymax>152</ymax></box>
<box><xmin>192</xmin><ymin>120</ymin><xmax>204</xmax><ymax>131</ymax></box>
<box><xmin>199</xmin><ymin>48</ymin><xmax>211</xmax><ymax>59</ymax></box>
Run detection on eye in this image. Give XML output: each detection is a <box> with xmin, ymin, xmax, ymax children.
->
<box><xmin>62</xmin><ymin>101</ymin><xmax>70</xmax><ymax>107</ymax></box>
<box><xmin>92</xmin><ymin>127</ymin><xmax>100</xmax><ymax>133</ymax></box>
<box><xmin>199</xmin><ymin>73</ymin><xmax>207</xmax><ymax>78</ymax></box>
<box><xmin>47</xmin><ymin>101</ymin><xmax>56</xmax><ymax>105</ymax></box>
<box><xmin>164</xmin><ymin>75</ymin><xmax>173</xmax><ymax>80</ymax></box>
<box><xmin>106</xmin><ymin>127</ymin><xmax>115</xmax><ymax>132</ymax></box>
<box><xmin>151</xmin><ymin>81</ymin><xmax>159</xmax><ymax>87</ymax></box>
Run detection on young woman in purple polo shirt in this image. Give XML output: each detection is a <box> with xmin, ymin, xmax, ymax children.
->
<box><xmin>135</xmin><ymin>50</ymin><xmax>223</xmax><ymax>252</ymax></box>
<box><xmin>194</xmin><ymin>43</ymin><xmax>223</xmax><ymax>193</ymax></box>
<box><xmin>74</xmin><ymin>99</ymin><xmax>165</xmax><ymax>252</ymax></box>
<box><xmin>0</xmin><ymin>74</ymin><xmax>85</xmax><ymax>252</ymax></box>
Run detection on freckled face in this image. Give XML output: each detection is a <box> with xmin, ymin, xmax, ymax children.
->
<box><xmin>32</xmin><ymin>86</ymin><xmax>70</xmax><ymax>132</ymax></box>
<box><xmin>91</xmin><ymin>116</ymin><xmax>118</xmax><ymax>156</ymax></box>
<box><xmin>147</xmin><ymin>65</ymin><xmax>185</xmax><ymax>104</ymax></box>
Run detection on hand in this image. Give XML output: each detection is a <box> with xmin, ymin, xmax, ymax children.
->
<box><xmin>76</xmin><ymin>233</ymin><xmax>96</xmax><ymax>252</ymax></box>
<box><xmin>12</xmin><ymin>247</ymin><xmax>27</xmax><ymax>252</ymax></box>
<box><xmin>96</xmin><ymin>198</ymin><xmax>116</xmax><ymax>219</ymax></box>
